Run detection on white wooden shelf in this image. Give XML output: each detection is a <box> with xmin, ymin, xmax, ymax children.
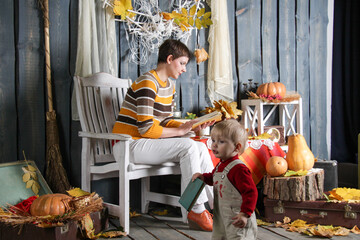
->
<box><xmin>241</xmin><ymin>98</ymin><xmax>303</xmax><ymax>144</ymax></box>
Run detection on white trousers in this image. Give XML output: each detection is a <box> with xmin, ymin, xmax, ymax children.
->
<box><xmin>128</xmin><ymin>137</ymin><xmax>214</xmax><ymax>207</ymax></box>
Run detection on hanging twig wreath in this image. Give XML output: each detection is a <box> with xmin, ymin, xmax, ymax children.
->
<box><xmin>102</xmin><ymin>0</ymin><xmax>212</xmax><ymax>65</ymax></box>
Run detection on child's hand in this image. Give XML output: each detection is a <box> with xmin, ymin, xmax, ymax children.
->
<box><xmin>231</xmin><ymin>212</ymin><xmax>248</xmax><ymax>228</ymax></box>
<box><xmin>191</xmin><ymin>173</ymin><xmax>204</xmax><ymax>182</ymax></box>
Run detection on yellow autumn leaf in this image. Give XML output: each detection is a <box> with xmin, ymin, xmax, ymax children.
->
<box><xmin>152</xmin><ymin>209</ymin><xmax>168</xmax><ymax>216</ymax></box>
<box><xmin>171</xmin><ymin>11</ymin><xmax>183</xmax><ymax>18</ymax></box>
<box><xmin>197</xmin><ymin>8</ymin><xmax>205</xmax><ymax>17</ymax></box>
<box><xmin>123</xmin><ymin>0</ymin><xmax>132</xmax><ymax>9</ymax></box>
<box><xmin>256</xmin><ymin>219</ymin><xmax>271</xmax><ymax>226</ymax></box>
<box><xmin>248</xmin><ymin>132</ymin><xmax>273</xmax><ymax>140</ymax></box>
<box><xmin>32</xmin><ymin>183</ymin><xmax>39</xmax><ymax>195</ymax></box>
<box><xmin>67</xmin><ymin>187</ymin><xmax>91</xmax><ymax>197</ymax></box>
<box><xmin>113</xmin><ymin>0</ymin><xmax>134</xmax><ymax>20</ymax></box>
<box><xmin>203</xmin><ymin>12</ymin><xmax>211</xmax><ymax>19</ymax></box>
<box><xmin>30</xmin><ymin>171</ymin><xmax>37</xmax><ymax>180</ymax></box>
<box><xmin>189</xmin><ymin>4</ymin><xmax>197</xmax><ymax>16</ymax></box>
<box><xmin>98</xmin><ymin>231</ymin><xmax>127</xmax><ymax>238</ymax></box>
<box><xmin>114</xmin><ymin>5</ymin><xmax>126</xmax><ymax>20</ymax></box>
<box><xmin>200</xmin><ymin>19</ymin><xmax>207</xmax><ymax>28</ymax></box>
<box><xmin>81</xmin><ymin>214</ymin><xmax>96</xmax><ymax>239</ymax></box>
<box><xmin>314</xmin><ymin>225</ymin><xmax>334</xmax><ymax>238</ymax></box>
<box><xmin>130</xmin><ymin>210</ymin><xmax>141</xmax><ymax>218</ymax></box>
<box><xmin>26</xmin><ymin>179</ymin><xmax>34</xmax><ymax>189</ymax></box>
<box><xmin>195</xmin><ymin>18</ymin><xmax>202</xmax><ymax>29</ymax></box>
<box><xmin>284</xmin><ymin>170</ymin><xmax>308</xmax><ymax>177</ymax></box>
<box><xmin>22</xmin><ymin>172</ymin><xmax>31</xmax><ymax>182</ymax></box>
<box><xmin>27</xmin><ymin>165</ymin><xmax>37</xmax><ymax>172</ymax></box>
<box><xmin>205</xmin><ymin>18</ymin><xmax>213</xmax><ymax>26</ymax></box>
<box><xmin>188</xmin><ymin>17</ymin><xmax>194</xmax><ymax>26</ymax></box>
<box><xmin>181</xmin><ymin>7</ymin><xmax>187</xmax><ymax>15</ymax></box>
<box><xmin>289</xmin><ymin>219</ymin><xmax>307</xmax><ymax>227</ymax></box>
<box><xmin>33</xmin><ymin>181</ymin><xmax>41</xmax><ymax>190</ymax></box>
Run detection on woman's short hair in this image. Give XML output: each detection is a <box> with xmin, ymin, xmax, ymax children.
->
<box><xmin>158</xmin><ymin>39</ymin><xmax>191</xmax><ymax>64</ymax></box>
<box><xmin>211</xmin><ymin>119</ymin><xmax>248</xmax><ymax>152</ymax></box>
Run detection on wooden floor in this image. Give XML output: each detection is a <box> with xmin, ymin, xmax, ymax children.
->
<box><xmin>99</xmin><ymin>214</ymin><xmax>360</xmax><ymax>240</ymax></box>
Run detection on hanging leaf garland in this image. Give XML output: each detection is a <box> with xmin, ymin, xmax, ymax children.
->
<box><xmin>104</xmin><ymin>0</ymin><xmax>212</xmax><ymax>65</ymax></box>
<box><xmin>22</xmin><ymin>164</ymin><xmax>41</xmax><ymax>195</ymax></box>
<box><xmin>160</xmin><ymin>7</ymin><xmax>212</xmax><ymax>32</ymax></box>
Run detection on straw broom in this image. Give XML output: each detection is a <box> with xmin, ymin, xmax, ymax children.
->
<box><xmin>39</xmin><ymin>0</ymin><xmax>71</xmax><ymax>193</ymax></box>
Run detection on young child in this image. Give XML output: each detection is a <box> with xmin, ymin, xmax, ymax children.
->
<box><xmin>192</xmin><ymin>119</ymin><xmax>258</xmax><ymax>239</ymax></box>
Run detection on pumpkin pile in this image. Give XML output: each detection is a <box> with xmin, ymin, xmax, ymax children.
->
<box><xmin>247</xmin><ymin>82</ymin><xmax>301</xmax><ymax>103</ymax></box>
<box><xmin>265</xmin><ymin>133</ymin><xmax>315</xmax><ymax>177</ymax></box>
<box><xmin>0</xmin><ymin>188</ymin><xmax>103</xmax><ymax>226</ymax></box>
<box><xmin>0</xmin><ymin>189</ymin><xmax>128</xmax><ymax>238</ymax></box>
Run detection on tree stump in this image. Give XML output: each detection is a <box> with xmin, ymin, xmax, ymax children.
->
<box><xmin>263</xmin><ymin>168</ymin><xmax>324</xmax><ymax>201</ymax></box>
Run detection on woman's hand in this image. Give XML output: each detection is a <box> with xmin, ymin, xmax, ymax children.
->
<box><xmin>191</xmin><ymin>172</ymin><xmax>204</xmax><ymax>182</ymax></box>
<box><xmin>177</xmin><ymin>120</ymin><xmax>194</xmax><ymax>135</ymax></box>
<box><xmin>192</xmin><ymin>120</ymin><xmax>216</xmax><ymax>133</ymax></box>
<box><xmin>231</xmin><ymin>212</ymin><xmax>248</xmax><ymax>228</ymax></box>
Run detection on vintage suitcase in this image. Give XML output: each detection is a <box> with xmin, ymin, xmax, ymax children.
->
<box><xmin>314</xmin><ymin>159</ymin><xmax>338</xmax><ymax>191</ymax></box>
<box><xmin>264</xmin><ymin>197</ymin><xmax>360</xmax><ymax>229</ymax></box>
<box><xmin>0</xmin><ymin>208</ymin><xmax>109</xmax><ymax>240</ymax></box>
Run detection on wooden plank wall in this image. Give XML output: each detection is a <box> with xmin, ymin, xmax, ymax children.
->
<box><xmin>0</xmin><ymin>0</ymin><xmax>330</xmax><ymax>193</ymax></box>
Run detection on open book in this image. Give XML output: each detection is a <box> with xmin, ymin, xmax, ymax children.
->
<box><xmin>179</xmin><ymin>178</ymin><xmax>205</xmax><ymax>211</ymax></box>
<box><xmin>191</xmin><ymin>111</ymin><xmax>222</xmax><ymax>130</ymax></box>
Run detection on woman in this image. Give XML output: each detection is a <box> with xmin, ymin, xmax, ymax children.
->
<box><xmin>112</xmin><ymin>39</ymin><xmax>214</xmax><ymax>231</ymax></box>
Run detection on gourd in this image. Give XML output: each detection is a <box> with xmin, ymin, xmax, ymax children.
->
<box><xmin>286</xmin><ymin>134</ymin><xmax>315</xmax><ymax>171</ymax></box>
<box><xmin>30</xmin><ymin>193</ymin><xmax>71</xmax><ymax>216</ymax></box>
<box><xmin>256</xmin><ymin>82</ymin><xmax>286</xmax><ymax>98</ymax></box>
<box><xmin>266</xmin><ymin>156</ymin><xmax>288</xmax><ymax>177</ymax></box>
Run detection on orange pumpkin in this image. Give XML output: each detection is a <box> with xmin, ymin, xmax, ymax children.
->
<box><xmin>266</xmin><ymin>156</ymin><xmax>288</xmax><ymax>177</ymax></box>
<box><xmin>30</xmin><ymin>193</ymin><xmax>71</xmax><ymax>216</ymax></box>
<box><xmin>256</xmin><ymin>82</ymin><xmax>286</xmax><ymax>98</ymax></box>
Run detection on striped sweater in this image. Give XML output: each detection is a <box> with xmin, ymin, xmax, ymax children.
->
<box><xmin>112</xmin><ymin>70</ymin><xmax>182</xmax><ymax>139</ymax></box>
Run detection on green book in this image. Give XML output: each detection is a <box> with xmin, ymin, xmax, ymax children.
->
<box><xmin>179</xmin><ymin>178</ymin><xmax>205</xmax><ymax>211</ymax></box>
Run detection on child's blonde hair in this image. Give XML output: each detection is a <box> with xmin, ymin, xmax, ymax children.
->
<box><xmin>211</xmin><ymin>119</ymin><xmax>248</xmax><ymax>153</ymax></box>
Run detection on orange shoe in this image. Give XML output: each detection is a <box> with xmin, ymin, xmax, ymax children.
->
<box><xmin>187</xmin><ymin>210</ymin><xmax>213</xmax><ymax>231</ymax></box>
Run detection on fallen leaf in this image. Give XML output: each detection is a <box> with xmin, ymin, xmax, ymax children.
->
<box><xmin>97</xmin><ymin>230</ymin><xmax>127</xmax><ymax>238</ymax></box>
<box><xmin>81</xmin><ymin>214</ymin><xmax>96</xmax><ymax>239</ymax></box>
<box><xmin>283</xmin><ymin>216</ymin><xmax>291</xmax><ymax>224</ymax></box>
<box><xmin>152</xmin><ymin>209</ymin><xmax>168</xmax><ymax>216</ymax></box>
<box><xmin>256</xmin><ymin>219</ymin><xmax>272</xmax><ymax>226</ymax></box>
<box><xmin>351</xmin><ymin>225</ymin><xmax>360</xmax><ymax>234</ymax></box>
<box><xmin>130</xmin><ymin>210</ymin><xmax>141</xmax><ymax>218</ymax></box>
